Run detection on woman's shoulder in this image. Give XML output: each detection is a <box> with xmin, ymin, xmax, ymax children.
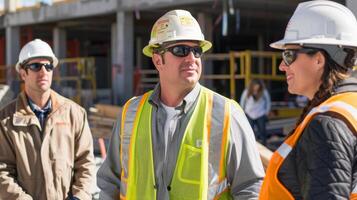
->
<box><xmin>304</xmin><ymin>113</ymin><xmax>356</xmax><ymax>145</ymax></box>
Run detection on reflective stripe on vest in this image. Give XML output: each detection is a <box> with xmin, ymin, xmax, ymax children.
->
<box><xmin>119</xmin><ymin>87</ymin><xmax>236</xmax><ymax>199</ymax></box>
<box><xmin>120</xmin><ymin>93</ymin><xmax>149</xmax><ymax>200</ymax></box>
<box><xmin>259</xmin><ymin>92</ymin><xmax>357</xmax><ymax>200</ymax></box>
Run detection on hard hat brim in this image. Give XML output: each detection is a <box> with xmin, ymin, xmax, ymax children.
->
<box><xmin>270</xmin><ymin>38</ymin><xmax>357</xmax><ymax>50</ymax></box>
<box><xmin>143</xmin><ymin>39</ymin><xmax>212</xmax><ymax>57</ymax></box>
<box><xmin>15</xmin><ymin>56</ymin><xmax>59</xmax><ymax>72</ymax></box>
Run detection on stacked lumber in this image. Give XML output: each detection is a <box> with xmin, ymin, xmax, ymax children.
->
<box><xmin>89</xmin><ymin>104</ymin><xmax>121</xmax><ymax>139</ymax></box>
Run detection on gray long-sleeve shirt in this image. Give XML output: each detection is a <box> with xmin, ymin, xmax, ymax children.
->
<box><xmin>97</xmin><ymin>83</ymin><xmax>265</xmax><ymax>200</ymax></box>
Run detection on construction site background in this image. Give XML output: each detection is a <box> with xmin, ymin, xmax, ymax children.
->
<box><xmin>0</xmin><ymin>0</ymin><xmax>355</xmax><ymax>148</ymax></box>
<box><xmin>0</xmin><ymin>1</ymin><xmax>356</xmax><ymax>198</ymax></box>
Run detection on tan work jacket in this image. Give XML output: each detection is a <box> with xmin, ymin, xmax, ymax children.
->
<box><xmin>0</xmin><ymin>90</ymin><xmax>95</xmax><ymax>200</ymax></box>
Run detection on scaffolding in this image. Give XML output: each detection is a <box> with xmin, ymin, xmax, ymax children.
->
<box><xmin>136</xmin><ymin>50</ymin><xmax>284</xmax><ymax>98</ymax></box>
<box><xmin>136</xmin><ymin>51</ymin><xmax>303</xmax><ymax>120</ymax></box>
<box><xmin>0</xmin><ymin>57</ymin><xmax>96</xmax><ymax>107</ymax></box>
<box><xmin>53</xmin><ymin>57</ymin><xmax>96</xmax><ymax>106</ymax></box>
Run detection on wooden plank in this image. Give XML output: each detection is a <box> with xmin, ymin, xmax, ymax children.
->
<box><xmin>92</xmin><ymin>104</ymin><xmax>121</xmax><ymax>118</ymax></box>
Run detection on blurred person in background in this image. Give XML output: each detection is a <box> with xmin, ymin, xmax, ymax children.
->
<box><xmin>240</xmin><ymin>79</ymin><xmax>271</xmax><ymax>145</ymax></box>
<box><xmin>259</xmin><ymin>1</ymin><xmax>357</xmax><ymax>199</ymax></box>
<box><xmin>0</xmin><ymin>39</ymin><xmax>95</xmax><ymax>200</ymax></box>
<box><xmin>97</xmin><ymin>9</ymin><xmax>264</xmax><ymax>200</ymax></box>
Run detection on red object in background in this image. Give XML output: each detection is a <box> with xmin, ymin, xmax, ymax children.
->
<box><xmin>67</xmin><ymin>39</ymin><xmax>80</xmax><ymax>58</ymax></box>
<box><xmin>20</xmin><ymin>27</ymin><xmax>33</xmax><ymax>47</ymax></box>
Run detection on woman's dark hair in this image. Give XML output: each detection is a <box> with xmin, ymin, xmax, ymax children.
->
<box><xmin>247</xmin><ymin>79</ymin><xmax>265</xmax><ymax>100</ymax></box>
<box><xmin>289</xmin><ymin>49</ymin><xmax>352</xmax><ymax>135</ymax></box>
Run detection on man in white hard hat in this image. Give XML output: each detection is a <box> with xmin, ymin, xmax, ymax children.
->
<box><xmin>97</xmin><ymin>10</ymin><xmax>264</xmax><ymax>199</ymax></box>
<box><xmin>0</xmin><ymin>39</ymin><xmax>95</xmax><ymax>200</ymax></box>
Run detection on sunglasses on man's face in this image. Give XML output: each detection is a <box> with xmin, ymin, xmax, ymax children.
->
<box><xmin>162</xmin><ymin>45</ymin><xmax>203</xmax><ymax>58</ymax></box>
<box><xmin>25</xmin><ymin>63</ymin><xmax>54</xmax><ymax>72</ymax></box>
<box><xmin>282</xmin><ymin>48</ymin><xmax>318</xmax><ymax>66</ymax></box>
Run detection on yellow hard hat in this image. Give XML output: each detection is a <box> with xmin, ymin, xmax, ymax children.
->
<box><xmin>143</xmin><ymin>10</ymin><xmax>212</xmax><ymax>57</ymax></box>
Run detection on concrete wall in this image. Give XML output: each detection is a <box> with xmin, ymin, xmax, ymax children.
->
<box><xmin>347</xmin><ymin>0</ymin><xmax>357</xmax><ymax>18</ymax></box>
<box><xmin>2</xmin><ymin>0</ymin><xmax>117</xmax><ymax>27</ymax></box>
<box><xmin>0</xmin><ymin>0</ymin><xmax>214</xmax><ymax>104</ymax></box>
<box><xmin>1</xmin><ymin>0</ymin><xmax>213</xmax><ymax>27</ymax></box>
<box><xmin>120</xmin><ymin>0</ymin><xmax>212</xmax><ymax>10</ymax></box>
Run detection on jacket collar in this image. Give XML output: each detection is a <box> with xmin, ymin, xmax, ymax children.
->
<box><xmin>334</xmin><ymin>77</ymin><xmax>357</xmax><ymax>94</ymax></box>
<box><xmin>13</xmin><ymin>90</ymin><xmax>65</xmax><ymax>127</ymax></box>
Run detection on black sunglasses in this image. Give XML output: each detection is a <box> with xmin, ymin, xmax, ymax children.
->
<box><xmin>25</xmin><ymin>63</ymin><xmax>54</xmax><ymax>72</ymax></box>
<box><xmin>282</xmin><ymin>48</ymin><xmax>319</xmax><ymax>66</ymax></box>
<box><xmin>161</xmin><ymin>45</ymin><xmax>203</xmax><ymax>58</ymax></box>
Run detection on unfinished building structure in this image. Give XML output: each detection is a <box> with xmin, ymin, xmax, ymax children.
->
<box><xmin>0</xmin><ymin>0</ymin><xmax>349</xmax><ymax>107</ymax></box>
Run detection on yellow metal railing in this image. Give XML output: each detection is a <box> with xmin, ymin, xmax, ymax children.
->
<box><xmin>202</xmin><ymin>51</ymin><xmax>284</xmax><ymax>99</ymax></box>
<box><xmin>0</xmin><ymin>57</ymin><xmax>96</xmax><ymax>106</ymax></box>
<box><xmin>53</xmin><ymin>57</ymin><xmax>96</xmax><ymax>105</ymax></box>
<box><xmin>137</xmin><ymin>51</ymin><xmax>284</xmax><ymax>99</ymax></box>
<box><xmin>228</xmin><ymin>50</ymin><xmax>284</xmax><ymax>99</ymax></box>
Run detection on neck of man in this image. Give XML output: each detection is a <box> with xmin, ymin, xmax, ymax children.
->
<box><xmin>160</xmin><ymin>83</ymin><xmax>194</xmax><ymax>107</ymax></box>
<box><xmin>25</xmin><ymin>89</ymin><xmax>51</xmax><ymax>109</ymax></box>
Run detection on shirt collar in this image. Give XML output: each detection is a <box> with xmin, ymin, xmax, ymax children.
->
<box><xmin>28</xmin><ymin>97</ymin><xmax>52</xmax><ymax>114</ymax></box>
<box><xmin>149</xmin><ymin>83</ymin><xmax>201</xmax><ymax>114</ymax></box>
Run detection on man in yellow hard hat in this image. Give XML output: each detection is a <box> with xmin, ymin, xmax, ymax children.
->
<box><xmin>0</xmin><ymin>39</ymin><xmax>95</xmax><ymax>200</ymax></box>
<box><xmin>97</xmin><ymin>10</ymin><xmax>264</xmax><ymax>199</ymax></box>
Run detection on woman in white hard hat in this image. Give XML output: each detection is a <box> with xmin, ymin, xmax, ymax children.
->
<box><xmin>259</xmin><ymin>1</ymin><xmax>357</xmax><ymax>200</ymax></box>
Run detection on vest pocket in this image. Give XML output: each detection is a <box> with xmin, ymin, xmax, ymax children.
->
<box><xmin>177</xmin><ymin>144</ymin><xmax>202</xmax><ymax>185</ymax></box>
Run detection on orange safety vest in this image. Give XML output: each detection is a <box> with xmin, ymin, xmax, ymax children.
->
<box><xmin>259</xmin><ymin>92</ymin><xmax>357</xmax><ymax>200</ymax></box>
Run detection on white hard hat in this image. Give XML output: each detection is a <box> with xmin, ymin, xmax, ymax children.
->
<box><xmin>270</xmin><ymin>0</ymin><xmax>357</xmax><ymax>50</ymax></box>
<box><xmin>15</xmin><ymin>39</ymin><xmax>58</xmax><ymax>72</ymax></box>
<box><xmin>143</xmin><ymin>9</ymin><xmax>212</xmax><ymax>57</ymax></box>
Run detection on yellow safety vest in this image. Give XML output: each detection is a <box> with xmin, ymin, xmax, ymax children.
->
<box><xmin>119</xmin><ymin>87</ymin><xmax>235</xmax><ymax>200</ymax></box>
<box><xmin>259</xmin><ymin>92</ymin><xmax>357</xmax><ymax>200</ymax></box>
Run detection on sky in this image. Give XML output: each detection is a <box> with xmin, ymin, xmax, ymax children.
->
<box><xmin>21</xmin><ymin>0</ymin><xmax>52</xmax><ymax>6</ymax></box>
<box><xmin>0</xmin><ymin>0</ymin><xmax>54</xmax><ymax>10</ymax></box>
